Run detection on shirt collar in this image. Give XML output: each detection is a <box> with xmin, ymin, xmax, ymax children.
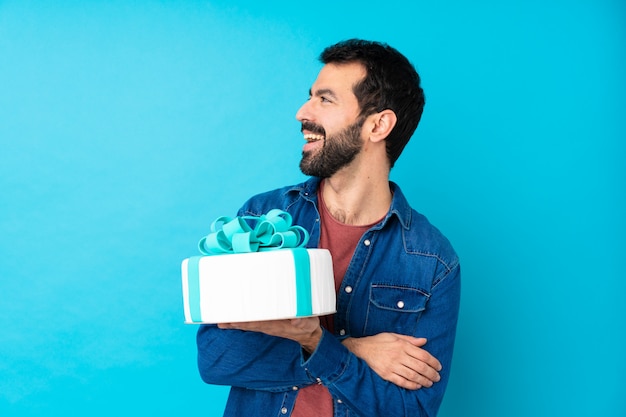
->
<box><xmin>387</xmin><ymin>181</ymin><xmax>412</xmax><ymax>230</ymax></box>
<box><xmin>291</xmin><ymin>177</ymin><xmax>412</xmax><ymax>230</ymax></box>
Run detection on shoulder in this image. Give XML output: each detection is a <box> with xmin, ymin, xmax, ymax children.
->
<box><xmin>406</xmin><ymin>210</ymin><xmax>458</xmax><ymax>267</ymax></box>
<box><xmin>402</xmin><ymin>210</ymin><xmax>460</xmax><ymax>289</ymax></box>
<box><xmin>390</xmin><ymin>183</ymin><xmax>459</xmax><ymax>272</ymax></box>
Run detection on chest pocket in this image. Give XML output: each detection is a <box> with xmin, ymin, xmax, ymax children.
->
<box><xmin>364</xmin><ymin>284</ymin><xmax>430</xmax><ymax>335</ymax></box>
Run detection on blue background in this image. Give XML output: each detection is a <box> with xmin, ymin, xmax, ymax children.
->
<box><xmin>1</xmin><ymin>1</ymin><xmax>624</xmax><ymax>415</ymax></box>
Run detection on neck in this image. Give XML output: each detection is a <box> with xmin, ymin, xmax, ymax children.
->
<box><xmin>321</xmin><ymin>168</ymin><xmax>392</xmax><ymax>226</ymax></box>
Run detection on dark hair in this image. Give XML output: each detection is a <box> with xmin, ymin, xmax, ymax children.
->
<box><xmin>320</xmin><ymin>39</ymin><xmax>425</xmax><ymax>168</ymax></box>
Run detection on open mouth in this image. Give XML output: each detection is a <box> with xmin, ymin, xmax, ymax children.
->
<box><xmin>303</xmin><ymin>133</ymin><xmax>325</xmax><ymax>143</ymax></box>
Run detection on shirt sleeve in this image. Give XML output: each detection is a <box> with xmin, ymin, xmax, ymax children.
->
<box><xmin>196</xmin><ymin>198</ymin><xmax>324</xmax><ymax>392</ymax></box>
<box><xmin>196</xmin><ymin>323</ymin><xmax>314</xmax><ymax>392</ymax></box>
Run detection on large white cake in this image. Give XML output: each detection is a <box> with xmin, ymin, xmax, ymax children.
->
<box><xmin>182</xmin><ymin>248</ymin><xmax>336</xmax><ymax>324</ymax></box>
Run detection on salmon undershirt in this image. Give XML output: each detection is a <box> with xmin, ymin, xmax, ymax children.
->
<box><xmin>291</xmin><ymin>181</ymin><xmax>379</xmax><ymax>416</ymax></box>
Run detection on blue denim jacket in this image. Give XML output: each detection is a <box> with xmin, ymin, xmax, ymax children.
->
<box><xmin>197</xmin><ymin>177</ymin><xmax>460</xmax><ymax>417</ymax></box>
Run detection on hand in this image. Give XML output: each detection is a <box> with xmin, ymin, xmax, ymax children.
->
<box><xmin>342</xmin><ymin>333</ymin><xmax>442</xmax><ymax>390</ymax></box>
<box><xmin>218</xmin><ymin>317</ymin><xmax>323</xmax><ymax>352</ymax></box>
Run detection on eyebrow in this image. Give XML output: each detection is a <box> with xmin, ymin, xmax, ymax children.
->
<box><xmin>309</xmin><ymin>88</ymin><xmax>339</xmax><ymax>101</ymax></box>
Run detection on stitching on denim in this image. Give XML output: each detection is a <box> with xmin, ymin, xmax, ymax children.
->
<box><xmin>400</xmin><ymin>226</ymin><xmax>459</xmax><ymax>288</ymax></box>
<box><xmin>432</xmin><ymin>260</ymin><xmax>460</xmax><ymax>289</ymax></box>
<box><xmin>330</xmin><ymin>351</ymin><xmax>352</xmax><ymax>385</ymax></box>
<box><xmin>369</xmin><ymin>284</ymin><xmax>429</xmax><ymax>312</ymax></box>
<box><xmin>348</xmin><ymin>230</ymin><xmax>376</xmax><ymax>331</ymax></box>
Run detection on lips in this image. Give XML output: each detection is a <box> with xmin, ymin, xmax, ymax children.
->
<box><xmin>302</xmin><ymin>131</ymin><xmax>325</xmax><ymax>153</ymax></box>
<box><xmin>301</xmin><ymin>122</ymin><xmax>326</xmax><ymax>144</ymax></box>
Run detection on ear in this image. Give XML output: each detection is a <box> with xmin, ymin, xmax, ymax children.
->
<box><xmin>367</xmin><ymin>109</ymin><xmax>397</xmax><ymax>143</ymax></box>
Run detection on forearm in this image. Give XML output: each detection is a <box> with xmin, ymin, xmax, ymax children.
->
<box><xmin>304</xmin><ymin>331</ymin><xmax>435</xmax><ymax>416</ymax></box>
<box><xmin>341</xmin><ymin>334</ymin><xmax>441</xmax><ymax>390</ymax></box>
<box><xmin>304</xmin><ymin>265</ymin><xmax>461</xmax><ymax>417</ymax></box>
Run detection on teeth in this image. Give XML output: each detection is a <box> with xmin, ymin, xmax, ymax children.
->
<box><xmin>304</xmin><ymin>134</ymin><xmax>325</xmax><ymax>142</ymax></box>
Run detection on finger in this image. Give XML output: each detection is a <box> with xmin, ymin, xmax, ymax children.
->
<box><xmin>403</xmin><ymin>344</ymin><xmax>442</xmax><ymax>372</ymax></box>
<box><xmin>407</xmin><ymin>359</ymin><xmax>441</xmax><ymax>384</ymax></box>
<box><xmin>393</xmin><ymin>334</ymin><xmax>428</xmax><ymax>347</ymax></box>
<box><xmin>399</xmin><ymin>366</ymin><xmax>436</xmax><ymax>388</ymax></box>
<box><xmin>388</xmin><ymin>334</ymin><xmax>442</xmax><ymax>372</ymax></box>
<box><xmin>218</xmin><ymin>321</ymin><xmax>261</xmax><ymax>331</ymax></box>
<box><xmin>377</xmin><ymin>352</ymin><xmax>440</xmax><ymax>387</ymax></box>
<box><xmin>406</xmin><ymin>353</ymin><xmax>442</xmax><ymax>376</ymax></box>
<box><xmin>387</xmin><ymin>346</ymin><xmax>441</xmax><ymax>383</ymax></box>
<box><xmin>290</xmin><ymin>317</ymin><xmax>314</xmax><ymax>328</ymax></box>
<box><xmin>387</xmin><ymin>371</ymin><xmax>424</xmax><ymax>391</ymax></box>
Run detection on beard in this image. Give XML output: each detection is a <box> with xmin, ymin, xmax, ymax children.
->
<box><xmin>299</xmin><ymin>119</ymin><xmax>364</xmax><ymax>178</ymax></box>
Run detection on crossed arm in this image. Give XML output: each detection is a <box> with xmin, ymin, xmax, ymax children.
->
<box><xmin>218</xmin><ymin>317</ymin><xmax>442</xmax><ymax>390</ymax></box>
<box><xmin>200</xmin><ymin>263</ymin><xmax>460</xmax><ymax>416</ymax></box>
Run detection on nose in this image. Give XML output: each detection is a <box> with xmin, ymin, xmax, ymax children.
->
<box><xmin>295</xmin><ymin>99</ymin><xmax>311</xmax><ymax>122</ymax></box>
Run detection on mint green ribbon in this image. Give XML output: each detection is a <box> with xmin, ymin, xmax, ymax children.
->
<box><xmin>187</xmin><ymin>256</ymin><xmax>203</xmax><ymax>322</ymax></box>
<box><xmin>186</xmin><ymin>210</ymin><xmax>313</xmax><ymax>323</ymax></box>
<box><xmin>291</xmin><ymin>248</ymin><xmax>313</xmax><ymax>317</ymax></box>
<box><xmin>197</xmin><ymin>209</ymin><xmax>310</xmax><ymax>255</ymax></box>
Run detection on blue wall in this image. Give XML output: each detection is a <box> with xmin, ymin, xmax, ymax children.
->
<box><xmin>1</xmin><ymin>1</ymin><xmax>624</xmax><ymax>415</ymax></box>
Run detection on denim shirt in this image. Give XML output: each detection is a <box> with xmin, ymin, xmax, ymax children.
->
<box><xmin>196</xmin><ymin>177</ymin><xmax>461</xmax><ymax>417</ymax></box>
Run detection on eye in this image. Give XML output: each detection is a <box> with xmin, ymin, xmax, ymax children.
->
<box><xmin>320</xmin><ymin>96</ymin><xmax>332</xmax><ymax>103</ymax></box>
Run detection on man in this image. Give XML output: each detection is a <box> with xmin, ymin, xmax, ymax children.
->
<box><xmin>197</xmin><ymin>39</ymin><xmax>461</xmax><ymax>416</ymax></box>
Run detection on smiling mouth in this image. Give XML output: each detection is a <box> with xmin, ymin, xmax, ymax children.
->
<box><xmin>304</xmin><ymin>133</ymin><xmax>325</xmax><ymax>143</ymax></box>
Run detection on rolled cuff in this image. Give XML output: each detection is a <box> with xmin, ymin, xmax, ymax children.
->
<box><xmin>301</xmin><ymin>328</ymin><xmax>351</xmax><ymax>384</ymax></box>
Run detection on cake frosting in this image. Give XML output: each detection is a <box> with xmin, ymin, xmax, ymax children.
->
<box><xmin>182</xmin><ymin>248</ymin><xmax>335</xmax><ymax>323</ymax></box>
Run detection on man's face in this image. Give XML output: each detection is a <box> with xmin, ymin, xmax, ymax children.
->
<box><xmin>296</xmin><ymin>62</ymin><xmax>366</xmax><ymax>178</ymax></box>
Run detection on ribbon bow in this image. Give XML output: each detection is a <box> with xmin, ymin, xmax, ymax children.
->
<box><xmin>198</xmin><ymin>209</ymin><xmax>310</xmax><ymax>255</ymax></box>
